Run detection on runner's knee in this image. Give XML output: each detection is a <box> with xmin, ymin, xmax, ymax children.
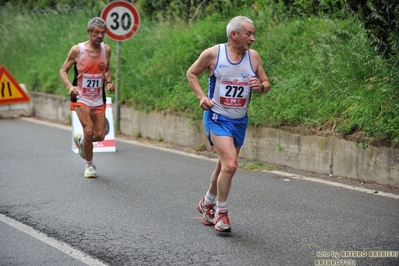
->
<box><xmin>223</xmin><ymin>159</ymin><xmax>237</xmax><ymax>176</ymax></box>
<box><xmin>83</xmin><ymin>125</ymin><xmax>94</xmax><ymax>140</ymax></box>
<box><xmin>94</xmin><ymin>132</ymin><xmax>105</xmax><ymax>142</ymax></box>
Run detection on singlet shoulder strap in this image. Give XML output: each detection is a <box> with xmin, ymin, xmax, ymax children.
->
<box><xmin>212</xmin><ymin>44</ymin><xmax>223</xmax><ymax>73</ymax></box>
<box><xmin>101</xmin><ymin>42</ymin><xmax>106</xmax><ymax>57</ymax></box>
<box><xmin>78</xmin><ymin>42</ymin><xmax>85</xmax><ymax>54</ymax></box>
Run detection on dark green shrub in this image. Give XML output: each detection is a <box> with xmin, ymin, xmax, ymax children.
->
<box><xmin>346</xmin><ymin>0</ymin><xmax>399</xmax><ymax>61</ymax></box>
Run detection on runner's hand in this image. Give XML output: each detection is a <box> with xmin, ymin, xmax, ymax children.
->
<box><xmin>200</xmin><ymin>97</ymin><xmax>214</xmax><ymax>110</ymax></box>
<box><xmin>106</xmin><ymin>82</ymin><xmax>115</xmax><ymax>93</ymax></box>
<box><xmin>68</xmin><ymin>86</ymin><xmax>78</xmax><ymax>96</ymax></box>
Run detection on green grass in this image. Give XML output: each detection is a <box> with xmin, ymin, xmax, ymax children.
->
<box><xmin>239</xmin><ymin>161</ymin><xmax>278</xmax><ymax>172</ymax></box>
<box><xmin>1</xmin><ymin>6</ymin><xmax>398</xmax><ymax>144</ymax></box>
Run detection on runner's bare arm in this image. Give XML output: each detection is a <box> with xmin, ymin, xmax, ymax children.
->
<box><xmin>187</xmin><ymin>46</ymin><xmax>218</xmax><ymax>103</ymax></box>
<box><xmin>104</xmin><ymin>45</ymin><xmax>115</xmax><ymax>93</ymax></box>
<box><xmin>60</xmin><ymin>45</ymin><xmax>79</xmax><ymax>94</ymax></box>
<box><xmin>104</xmin><ymin>45</ymin><xmax>112</xmax><ymax>83</ymax></box>
<box><xmin>250</xmin><ymin>49</ymin><xmax>270</xmax><ymax>94</ymax></box>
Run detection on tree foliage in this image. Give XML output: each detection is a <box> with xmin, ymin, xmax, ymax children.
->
<box><xmin>0</xmin><ymin>0</ymin><xmax>108</xmax><ymax>13</ymax></box>
<box><xmin>277</xmin><ymin>0</ymin><xmax>348</xmax><ymax>18</ymax></box>
<box><xmin>1</xmin><ymin>0</ymin><xmax>398</xmax><ymax>143</ymax></box>
<box><xmin>136</xmin><ymin>0</ymin><xmax>253</xmax><ymax>23</ymax></box>
<box><xmin>135</xmin><ymin>0</ymin><xmax>398</xmax><ymax>61</ymax></box>
<box><xmin>135</xmin><ymin>0</ymin><xmax>348</xmax><ymax>21</ymax></box>
<box><xmin>346</xmin><ymin>0</ymin><xmax>399</xmax><ymax>61</ymax></box>
<box><xmin>1</xmin><ymin>0</ymin><xmax>397</xmax><ymax>71</ymax></box>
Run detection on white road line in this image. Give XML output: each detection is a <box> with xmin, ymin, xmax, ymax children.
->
<box><xmin>21</xmin><ymin>117</ymin><xmax>71</xmax><ymax>130</ymax></box>
<box><xmin>117</xmin><ymin>138</ymin><xmax>218</xmax><ymax>161</ymax></box>
<box><xmin>117</xmin><ymin>137</ymin><xmax>399</xmax><ymax>200</ymax></box>
<box><xmin>21</xmin><ymin>117</ymin><xmax>217</xmax><ymax>161</ymax></box>
<box><xmin>21</xmin><ymin>117</ymin><xmax>399</xmax><ymax>200</ymax></box>
<box><xmin>0</xmin><ymin>214</ymin><xmax>108</xmax><ymax>266</ymax></box>
<box><xmin>269</xmin><ymin>170</ymin><xmax>399</xmax><ymax>200</ymax></box>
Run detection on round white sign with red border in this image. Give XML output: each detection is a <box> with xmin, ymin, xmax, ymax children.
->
<box><xmin>101</xmin><ymin>1</ymin><xmax>140</xmax><ymax>41</ymax></box>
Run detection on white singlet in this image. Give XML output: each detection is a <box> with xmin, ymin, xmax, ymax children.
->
<box><xmin>208</xmin><ymin>43</ymin><xmax>256</xmax><ymax>119</ymax></box>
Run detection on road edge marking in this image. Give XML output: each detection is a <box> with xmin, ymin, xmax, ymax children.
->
<box><xmin>269</xmin><ymin>170</ymin><xmax>399</xmax><ymax>200</ymax></box>
<box><xmin>21</xmin><ymin>117</ymin><xmax>399</xmax><ymax>200</ymax></box>
<box><xmin>0</xmin><ymin>214</ymin><xmax>108</xmax><ymax>266</ymax></box>
<box><xmin>20</xmin><ymin>117</ymin><xmax>217</xmax><ymax>161</ymax></box>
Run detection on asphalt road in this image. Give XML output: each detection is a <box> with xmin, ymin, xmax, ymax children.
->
<box><xmin>1</xmin><ymin>118</ymin><xmax>398</xmax><ymax>266</ymax></box>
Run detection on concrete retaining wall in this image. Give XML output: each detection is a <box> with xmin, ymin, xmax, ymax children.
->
<box><xmin>14</xmin><ymin>92</ymin><xmax>399</xmax><ymax>188</ymax></box>
<box><xmin>0</xmin><ymin>84</ymin><xmax>33</xmax><ymax>118</ymax></box>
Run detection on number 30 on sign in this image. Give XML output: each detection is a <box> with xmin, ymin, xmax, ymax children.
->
<box><xmin>101</xmin><ymin>0</ymin><xmax>140</xmax><ymax>42</ymax></box>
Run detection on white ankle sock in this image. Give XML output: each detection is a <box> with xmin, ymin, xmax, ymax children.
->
<box><xmin>204</xmin><ymin>191</ymin><xmax>216</xmax><ymax>205</ymax></box>
<box><xmin>216</xmin><ymin>201</ymin><xmax>227</xmax><ymax>212</ymax></box>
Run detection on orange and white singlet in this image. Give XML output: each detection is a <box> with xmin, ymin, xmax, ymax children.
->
<box><xmin>74</xmin><ymin>42</ymin><xmax>107</xmax><ymax>107</ymax></box>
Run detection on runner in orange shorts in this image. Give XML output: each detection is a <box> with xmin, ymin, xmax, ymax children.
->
<box><xmin>60</xmin><ymin>17</ymin><xmax>115</xmax><ymax>178</ymax></box>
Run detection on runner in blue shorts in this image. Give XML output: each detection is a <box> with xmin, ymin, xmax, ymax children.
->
<box><xmin>203</xmin><ymin>110</ymin><xmax>248</xmax><ymax>147</ymax></box>
<box><xmin>187</xmin><ymin>16</ymin><xmax>270</xmax><ymax>232</ymax></box>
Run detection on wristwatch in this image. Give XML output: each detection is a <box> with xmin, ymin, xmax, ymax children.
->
<box><xmin>260</xmin><ymin>83</ymin><xmax>265</xmax><ymax>93</ymax></box>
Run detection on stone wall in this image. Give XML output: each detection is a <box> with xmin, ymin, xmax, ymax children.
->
<box><xmin>24</xmin><ymin>92</ymin><xmax>399</xmax><ymax>188</ymax></box>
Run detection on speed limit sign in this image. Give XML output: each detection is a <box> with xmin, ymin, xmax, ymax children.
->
<box><xmin>101</xmin><ymin>0</ymin><xmax>140</xmax><ymax>41</ymax></box>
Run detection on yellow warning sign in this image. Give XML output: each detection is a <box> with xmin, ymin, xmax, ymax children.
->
<box><xmin>0</xmin><ymin>65</ymin><xmax>30</xmax><ymax>105</ymax></box>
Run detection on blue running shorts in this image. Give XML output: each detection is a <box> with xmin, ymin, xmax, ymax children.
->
<box><xmin>203</xmin><ymin>110</ymin><xmax>248</xmax><ymax>147</ymax></box>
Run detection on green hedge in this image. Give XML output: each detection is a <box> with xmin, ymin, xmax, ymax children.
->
<box><xmin>0</xmin><ymin>2</ymin><xmax>398</xmax><ymax>145</ymax></box>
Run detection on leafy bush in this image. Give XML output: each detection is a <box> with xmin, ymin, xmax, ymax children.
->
<box><xmin>0</xmin><ymin>0</ymin><xmax>107</xmax><ymax>13</ymax></box>
<box><xmin>276</xmin><ymin>0</ymin><xmax>348</xmax><ymax>18</ymax></box>
<box><xmin>346</xmin><ymin>0</ymin><xmax>399</xmax><ymax>61</ymax></box>
<box><xmin>136</xmin><ymin>0</ymin><xmax>258</xmax><ymax>22</ymax></box>
<box><xmin>1</xmin><ymin>2</ymin><xmax>398</xmax><ymax>144</ymax></box>
<box><xmin>250</xmin><ymin>17</ymin><xmax>399</xmax><ymax>142</ymax></box>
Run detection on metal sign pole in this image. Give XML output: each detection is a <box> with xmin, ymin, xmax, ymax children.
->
<box><xmin>101</xmin><ymin>1</ymin><xmax>140</xmax><ymax>132</ymax></box>
<box><xmin>115</xmin><ymin>41</ymin><xmax>121</xmax><ymax>131</ymax></box>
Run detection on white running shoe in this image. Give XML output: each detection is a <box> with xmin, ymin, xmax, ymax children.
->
<box><xmin>84</xmin><ymin>164</ymin><xmax>97</xmax><ymax>178</ymax></box>
<box><xmin>74</xmin><ymin>133</ymin><xmax>85</xmax><ymax>159</ymax></box>
<box><xmin>213</xmin><ymin>208</ymin><xmax>231</xmax><ymax>232</ymax></box>
<box><xmin>197</xmin><ymin>198</ymin><xmax>215</xmax><ymax>226</ymax></box>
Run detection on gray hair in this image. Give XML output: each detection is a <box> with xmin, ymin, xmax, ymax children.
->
<box><xmin>226</xmin><ymin>16</ymin><xmax>253</xmax><ymax>39</ymax></box>
<box><xmin>87</xmin><ymin>17</ymin><xmax>106</xmax><ymax>31</ymax></box>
